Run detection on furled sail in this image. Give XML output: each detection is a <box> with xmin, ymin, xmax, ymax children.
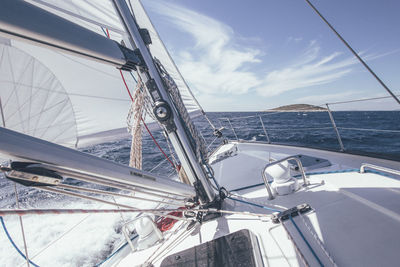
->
<box><xmin>0</xmin><ymin>0</ymin><xmax>204</xmax><ymax>148</ymax></box>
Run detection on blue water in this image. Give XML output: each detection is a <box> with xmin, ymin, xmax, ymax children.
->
<box><xmin>2</xmin><ymin>111</ymin><xmax>399</xmax><ymax>208</ymax></box>
<box><xmin>76</xmin><ymin>111</ymin><xmax>400</xmax><ymax>181</ymax></box>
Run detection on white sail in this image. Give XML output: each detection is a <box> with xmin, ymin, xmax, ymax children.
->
<box><xmin>129</xmin><ymin>0</ymin><xmax>203</xmax><ymax>114</ymax></box>
<box><xmin>7</xmin><ymin>38</ymin><xmax>133</xmax><ymax>148</ymax></box>
<box><xmin>0</xmin><ymin>39</ymin><xmax>78</xmax><ymax>148</ymax></box>
<box><xmin>0</xmin><ymin>0</ymin><xmax>204</xmax><ymax>148</ymax></box>
<box><xmin>26</xmin><ymin>0</ymin><xmax>203</xmax><ymax>114</ymax></box>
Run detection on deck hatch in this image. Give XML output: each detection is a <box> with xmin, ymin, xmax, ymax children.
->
<box><xmin>160</xmin><ymin>229</ymin><xmax>263</xmax><ymax>267</ymax></box>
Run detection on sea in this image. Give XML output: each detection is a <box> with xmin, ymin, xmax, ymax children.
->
<box><xmin>0</xmin><ymin>111</ymin><xmax>399</xmax><ymax>266</ymax></box>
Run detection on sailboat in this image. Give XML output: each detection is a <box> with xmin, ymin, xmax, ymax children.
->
<box><xmin>1</xmin><ymin>0</ymin><xmax>400</xmax><ymax>266</ymax></box>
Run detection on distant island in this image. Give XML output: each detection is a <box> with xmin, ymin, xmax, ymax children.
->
<box><xmin>265</xmin><ymin>104</ymin><xmax>327</xmax><ymax>112</ymax></box>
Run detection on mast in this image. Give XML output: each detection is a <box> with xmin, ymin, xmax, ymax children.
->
<box><xmin>112</xmin><ymin>0</ymin><xmax>216</xmax><ymax>203</ymax></box>
<box><xmin>0</xmin><ymin>0</ymin><xmax>216</xmax><ymax>203</ymax></box>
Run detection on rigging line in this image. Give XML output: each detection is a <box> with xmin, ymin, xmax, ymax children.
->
<box><xmin>0</xmin><ymin>97</ymin><xmax>6</xmax><ymax>127</ymax></box>
<box><xmin>43</xmin><ymin>164</ymin><xmax>187</xmax><ymax>199</ymax></box>
<box><xmin>18</xmin><ymin>214</ymin><xmax>91</xmax><ymax>266</ymax></box>
<box><xmin>35</xmin><ymin>187</ymin><xmax>191</xmax><ymax>222</ymax></box>
<box><xmin>305</xmin><ymin>0</ymin><xmax>400</xmax><ymax>105</ymax></box>
<box><xmin>326</xmin><ymin>94</ymin><xmax>400</xmax><ymax>105</ymax></box>
<box><xmin>14</xmin><ymin>184</ymin><xmax>31</xmax><ymax>267</ymax></box>
<box><xmin>102</xmin><ymin>27</ymin><xmax>176</xmax><ymax>169</ymax></box>
<box><xmin>298</xmin><ymin>213</ymin><xmax>337</xmax><ymax>266</ymax></box>
<box><xmin>280</xmin><ymin>219</ymin><xmax>310</xmax><ymax>267</ymax></box>
<box><xmin>0</xmin><ymin>217</ymin><xmax>40</xmax><ymax>267</ymax></box>
<box><xmin>56</xmin><ymin>184</ymin><xmax>186</xmax><ymax>206</ymax></box>
<box><xmin>142</xmin><ymin>118</ymin><xmax>176</xmax><ymax>169</ymax></box>
<box><xmin>226</xmin><ymin>196</ymin><xmax>281</xmax><ymax>212</ymax></box>
<box><xmin>119</xmin><ymin>69</ymin><xmax>135</xmax><ymax>103</ymax></box>
<box><xmin>337</xmin><ymin>127</ymin><xmax>400</xmax><ymax>133</ymax></box>
<box><xmin>289</xmin><ymin>215</ymin><xmax>323</xmax><ymax>267</ymax></box>
<box><xmin>148</xmin><ymin>157</ymin><xmax>168</xmax><ymax>173</ymax></box>
<box><xmin>129</xmin><ymin>71</ymin><xmax>138</xmax><ymax>83</ymax></box>
<box><xmin>0</xmin><ymin>208</ymin><xmax>273</xmax><ymax>218</ymax></box>
<box><xmin>163</xmin><ymin>130</ymin><xmax>180</xmax><ymax>172</ymax></box>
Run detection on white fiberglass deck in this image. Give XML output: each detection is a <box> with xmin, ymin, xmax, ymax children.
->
<box><xmin>115</xmin><ymin>142</ymin><xmax>400</xmax><ymax>267</ymax></box>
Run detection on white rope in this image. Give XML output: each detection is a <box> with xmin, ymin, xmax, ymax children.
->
<box><xmin>127</xmin><ymin>80</ymin><xmax>144</xmax><ymax>169</ymax></box>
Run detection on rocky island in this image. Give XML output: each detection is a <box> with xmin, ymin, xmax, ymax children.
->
<box><xmin>265</xmin><ymin>104</ymin><xmax>327</xmax><ymax>112</ymax></box>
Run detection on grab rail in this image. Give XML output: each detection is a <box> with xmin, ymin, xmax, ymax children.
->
<box><xmin>360</xmin><ymin>163</ymin><xmax>400</xmax><ymax>176</ymax></box>
<box><xmin>262</xmin><ymin>156</ymin><xmax>308</xmax><ymax>200</ymax></box>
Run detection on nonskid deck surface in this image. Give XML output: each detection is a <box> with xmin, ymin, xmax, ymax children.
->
<box><xmin>116</xmin><ymin>142</ymin><xmax>400</xmax><ymax>267</ymax></box>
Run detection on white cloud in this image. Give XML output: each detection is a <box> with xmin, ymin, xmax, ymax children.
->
<box><xmin>147</xmin><ymin>1</ymin><xmax>394</xmax><ymax>109</ymax></box>
<box><xmin>148</xmin><ymin>1</ymin><xmax>262</xmax><ymax>95</ymax></box>
<box><xmin>255</xmin><ymin>41</ymin><xmax>358</xmax><ymax>97</ymax></box>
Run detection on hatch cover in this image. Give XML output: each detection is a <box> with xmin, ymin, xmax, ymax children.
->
<box><xmin>160</xmin><ymin>229</ymin><xmax>263</xmax><ymax>267</ymax></box>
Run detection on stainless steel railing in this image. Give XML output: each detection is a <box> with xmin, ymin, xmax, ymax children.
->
<box><xmin>262</xmin><ymin>156</ymin><xmax>309</xmax><ymax>200</ymax></box>
<box><xmin>212</xmin><ymin>95</ymin><xmax>400</xmax><ymax>155</ymax></box>
<box><xmin>360</xmin><ymin>163</ymin><xmax>400</xmax><ymax>176</ymax></box>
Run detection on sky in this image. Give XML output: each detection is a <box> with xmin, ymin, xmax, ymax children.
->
<box><xmin>140</xmin><ymin>0</ymin><xmax>400</xmax><ymax>111</ymax></box>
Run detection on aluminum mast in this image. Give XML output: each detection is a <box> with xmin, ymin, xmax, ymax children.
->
<box><xmin>112</xmin><ymin>0</ymin><xmax>216</xmax><ymax>203</ymax></box>
<box><xmin>0</xmin><ymin>0</ymin><xmax>215</xmax><ymax>203</ymax></box>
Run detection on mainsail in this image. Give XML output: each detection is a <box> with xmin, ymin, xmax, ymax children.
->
<box><xmin>0</xmin><ymin>38</ymin><xmax>78</xmax><ymax>148</ymax></box>
<box><xmin>2</xmin><ymin>0</ymin><xmax>204</xmax><ymax>149</ymax></box>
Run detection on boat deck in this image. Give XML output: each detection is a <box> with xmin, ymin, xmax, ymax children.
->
<box><xmin>115</xmin><ymin>142</ymin><xmax>400</xmax><ymax>267</ymax></box>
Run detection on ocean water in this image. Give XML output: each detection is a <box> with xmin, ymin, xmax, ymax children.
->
<box><xmin>0</xmin><ymin>111</ymin><xmax>399</xmax><ymax>266</ymax></box>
